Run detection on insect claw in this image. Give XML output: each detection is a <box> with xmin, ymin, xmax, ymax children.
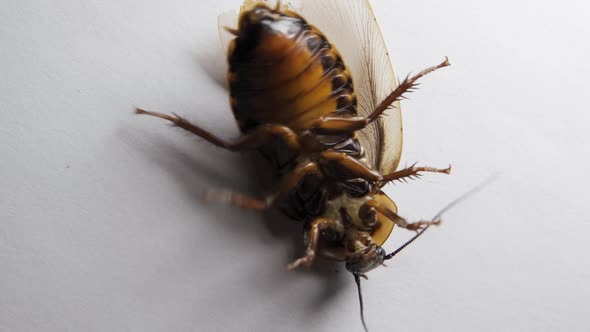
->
<box><xmin>442</xmin><ymin>165</ymin><xmax>452</xmax><ymax>174</ymax></box>
<box><xmin>223</xmin><ymin>26</ymin><xmax>239</xmax><ymax>36</ymax></box>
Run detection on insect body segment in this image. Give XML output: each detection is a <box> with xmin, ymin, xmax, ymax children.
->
<box><xmin>136</xmin><ymin>1</ymin><xmax>453</xmax><ymax>330</ymax></box>
<box><xmin>136</xmin><ymin>2</ymin><xmax>449</xmax><ymax>276</ymax></box>
<box><xmin>228</xmin><ymin>7</ymin><xmax>353</xmax><ymax>133</ymax></box>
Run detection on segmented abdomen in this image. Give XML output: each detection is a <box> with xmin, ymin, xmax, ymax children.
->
<box><xmin>226</xmin><ymin>6</ymin><xmax>369</xmax><ymax>221</ymax></box>
<box><xmin>227</xmin><ymin>10</ymin><xmax>357</xmax><ymax>132</ymax></box>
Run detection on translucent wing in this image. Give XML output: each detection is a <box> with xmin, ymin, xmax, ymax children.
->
<box><xmin>217</xmin><ymin>0</ymin><xmax>402</xmax><ymax>174</ymax></box>
<box><xmin>217</xmin><ymin>9</ymin><xmax>238</xmax><ymax>56</ymax></box>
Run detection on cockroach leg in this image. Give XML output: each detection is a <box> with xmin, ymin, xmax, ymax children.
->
<box><xmin>382</xmin><ymin>163</ymin><xmax>451</xmax><ymax>183</ymax></box>
<box><xmin>202</xmin><ymin>190</ymin><xmax>267</xmax><ymax>210</ymax></box>
<box><xmin>387</xmin><ymin>213</ymin><xmax>441</xmax><ymax>232</ymax></box>
<box><xmin>309</xmin><ymin>116</ymin><xmax>368</xmax><ymax>135</ymax></box>
<box><xmin>358</xmin><ymin>200</ymin><xmax>379</xmax><ymax>229</ymax></box>
<box><xmin>318</xmin><ymin>151</ymin><xmax>382</xmax><ymax>182</ymax></box>
<box><xmin>368</xmin><ymin>57</ymin><xmax>450</xmax><ymax>123</ymax></box>
<box><xmin>228</xmin><ymin>123</ymin><xmax>301</xmax><ymax>152</ymax></box>
<box><xmin>393</xmin><ymin>216</ymin><xmax>441</xmax><ymax>232</ymax></box>
<box><xmin>362</xmin><ymin>199</ymin><xmax>441</xmax><ymax>232</ymax></box>
<box><xmin>307</xmin><ymin>58</ymin><xmax>450</xmax><ymax>135</ymax></box>
<box><xmin>203</xmin><ymin>162</ymin><xmax>321</xmax><ymax>210</ymax></box>
<box><xmin>268</xmin><ymin>162</ymin><xmax>322</xmax><ymax>206</ymax></box>
<box><xmin>135</xmin><ymin>109</ymin><xmax>300</xmax><ymax>152</ymax></box>
<box><xmin>287</xmin><ymin>217</ymin><xmax>340</xmax><ymax>271</ymax></box>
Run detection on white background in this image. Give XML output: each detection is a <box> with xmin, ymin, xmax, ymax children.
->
<box><xmin>1</xmin><ymin>0</ymin><xmax>589</xmax><ymax>331</ymax></box>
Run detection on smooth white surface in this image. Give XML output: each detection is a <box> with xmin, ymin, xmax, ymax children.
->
<box><xmin>1</xmin><ymin>0</ymin><xmax>589</xmax><ymax>331</ymax></box>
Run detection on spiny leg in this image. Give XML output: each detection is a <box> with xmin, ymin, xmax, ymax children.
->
<box><xmin>368</xmin><ymin>57</ymin><xmax>450</xmax><ymax>122</ymax></box>
<box><xmin>201</xmin><ymin>191</ymin><xmax>267</xmax><ymax>211</ymax></box>
<box><xmin>287</xmin><ymin>217</ymin><xmax>341</xmax><ymax>271</ymax></box>
<box><xmin>388</xmin><ymin>213</ymin><xmax>441</xmax><ymax>232</ymax></box>
<box><xmin>309</xmin><ymin>57</ymin><xmax>450</xmax><ymax>135</ymax></box>
<box><xmin>203</xmin><ymin>162</ymin><xmax>321</xmax><ymax>211</ymax></box>
<box><xmin>382</xmin><ymin>163</ymin><xmax>451</xmax><ymax>183</ymax></box>
<box><xmin>135</xmin><ymin>109</ymin><xmax>300</xmax><ymax>152</ymax></box>
<box><xmin>360</xmin><ymin>199</ymin><xmax>441</xmax><ymax>232</ymax></box>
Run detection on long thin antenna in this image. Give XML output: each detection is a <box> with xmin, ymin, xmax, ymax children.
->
<box><xmin>354</xmin><ymin>274</ymin><xmax>369</xmax><ymax>332</ymax></box>
<box><xmin>385</xmin><ymin>174</ymin><xmax>497</xmax><ymax>260</ymax></box>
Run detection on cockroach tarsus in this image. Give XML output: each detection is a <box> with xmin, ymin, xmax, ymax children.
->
<box><xmin>135</xmin><ymin>1</ymin><xmax>457</xmax><ymax>331</ymax></box>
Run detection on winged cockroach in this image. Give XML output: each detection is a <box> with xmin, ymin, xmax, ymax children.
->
<box><xmin>136</xmin><ymin>1</ymin><xmax>451</xmax><ymax>330</ymax></box>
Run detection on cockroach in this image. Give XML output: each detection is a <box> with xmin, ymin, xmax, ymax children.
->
<box><xmin>136</xmin><ymin>0</ymin><xmax>452</xmax><ymax>330</ymax></box>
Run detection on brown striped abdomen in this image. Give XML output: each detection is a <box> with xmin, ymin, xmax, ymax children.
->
<box><xmin>226</xmin><ymin>4</ymin><xmax>370</xmax><ymax>220</ymax></box>
<box><xmin>227</xmin><ymin>6</ymin><xmax>357</xmax><ymax>132</ymax></box>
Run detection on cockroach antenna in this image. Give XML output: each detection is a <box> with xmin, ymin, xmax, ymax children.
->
<box><xmin>385</xmin><ymin>174</ymin><xmax>497</xmax><ymax>260</ymax></box>
<box><xmin>354</xmin><ymin>174</ymin><xmax>498</xmax><ymax>331</ymax></box>
<box><xmin>354</xmin><ymin>274</ymin><xmax>369</xmax><ymax>332</ymax></box>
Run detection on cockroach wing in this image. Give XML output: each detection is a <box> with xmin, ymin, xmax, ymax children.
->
<box><xmin>283</xmin><ymin>0</ymin><xmax>402</xmax><ymax>175</ymax></box>
<box><xmin>217</xmin><ymin>9</ymin><xmax>237</xmax><ymax>56</ymax></box>
<box><xmin>217</xmin><ymin>0</ymin><xmax>402</xmax><ymax>175</ymax></box>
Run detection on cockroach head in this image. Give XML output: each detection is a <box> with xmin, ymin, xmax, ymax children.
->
<box><xmin>345</xmin><ymin>243</ymin><xmax>386</xmax><ymax>275</ymax></box>
<box><xmin>347</xmin><ymin>176</ymin><xmax>495</xmax><ymax>331</ymax></box>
